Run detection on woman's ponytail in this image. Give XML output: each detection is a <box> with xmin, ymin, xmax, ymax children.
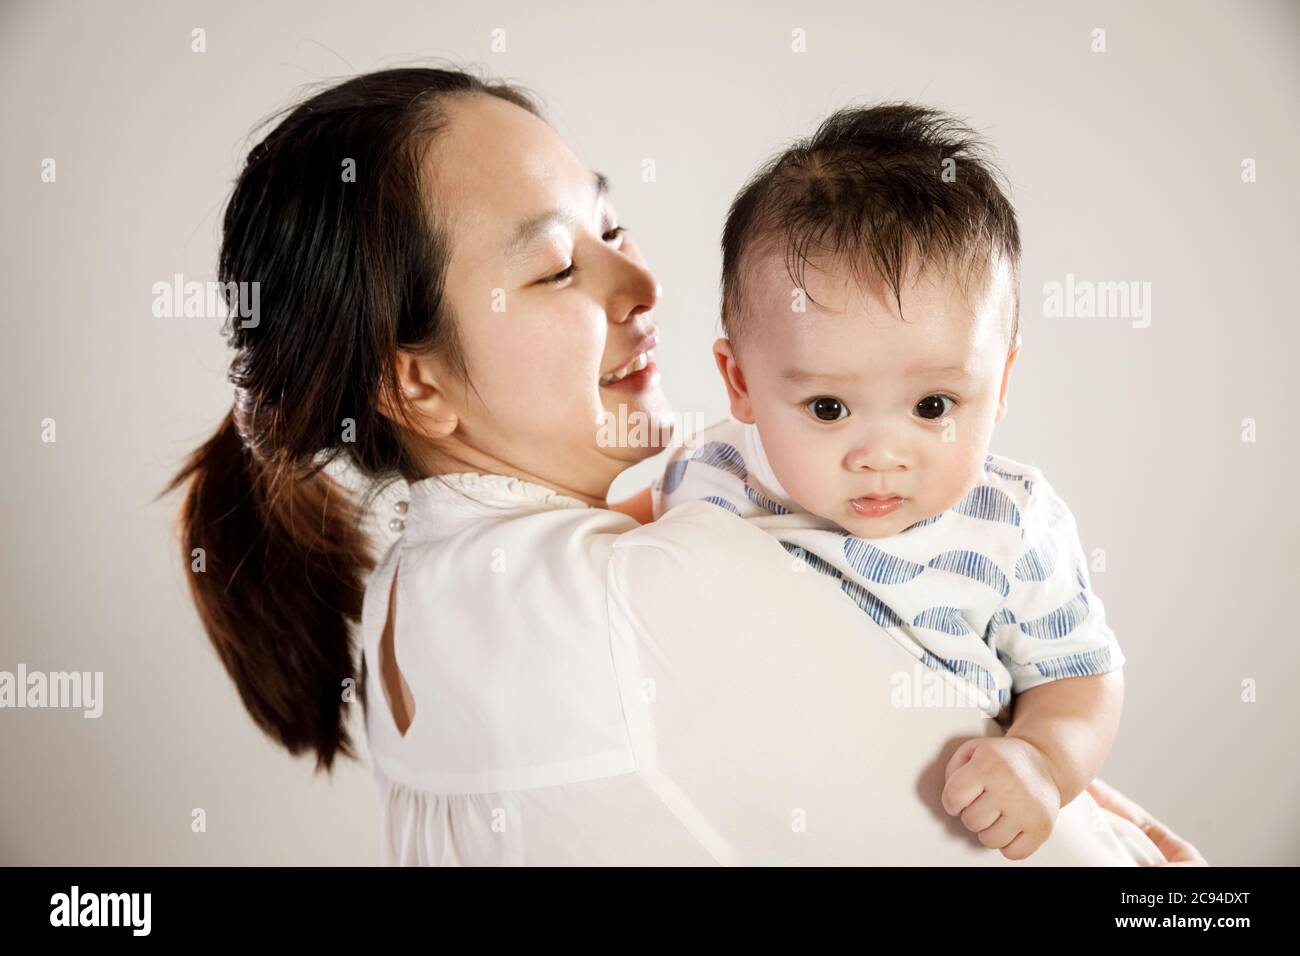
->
<box><xmin>166</xmin><ymin>67</ymin><xmax>542</xmax><ymax>772</ymax></box>
<box><xmin>167</xmin><ymin>408</ymin><xmax>374</xmax><ymax>772</ymax></box>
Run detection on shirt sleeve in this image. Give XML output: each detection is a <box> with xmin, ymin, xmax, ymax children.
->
<box><xmin>989</xmin><ymin>477</ymin><xmax>1126</xmax><ymax>695</ymax></box>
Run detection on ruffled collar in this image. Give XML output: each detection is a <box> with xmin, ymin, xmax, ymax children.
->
<box><xmin>407</xmin><ymin>471</ymin><xmax>593</xmax><ymax>515</ymax></box>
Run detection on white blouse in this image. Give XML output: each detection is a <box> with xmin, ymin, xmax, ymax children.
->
<box><xmin>358</xmin><ymin>471</ymin><xmax>1163</xmax><ymax>866</ymax></box>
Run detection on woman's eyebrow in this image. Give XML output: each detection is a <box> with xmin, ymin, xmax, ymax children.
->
<box><xmin>503</xmin><ymin>171</ymin><xmax>610</xmax><ymax>260</ymax></box>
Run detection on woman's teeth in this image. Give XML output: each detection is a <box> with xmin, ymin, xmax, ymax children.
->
<box><xmin>600</xmin><ymin>350</ymin><xmax>651</xmax><ymax>386</ymax></box>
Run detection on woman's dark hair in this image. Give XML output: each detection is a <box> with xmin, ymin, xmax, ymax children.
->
<box><xmin>164</xmin><ymin>66</ymin><xmax>542</xmax><ymax>772</ymax></box>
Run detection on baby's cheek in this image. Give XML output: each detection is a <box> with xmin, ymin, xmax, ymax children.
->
<box><xmin>775</xmin><ymin>461</ymin><xmax>818</xmax><ymax>506</ymax></box>
<box><xmin>769</xmin><ymin>446</ymin><xmax>831</xmax><ymax>515</ymax></box>
<box><xmin>936</xmin><ymin>454</ymin><xmax>986</xmax><ymax>512</ymax></box>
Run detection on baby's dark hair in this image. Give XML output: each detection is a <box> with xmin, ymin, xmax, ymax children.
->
<box><xmin>720</xmin><ymin>103</ymin><xmax>1021</xmax><ymax>347</ymax></box>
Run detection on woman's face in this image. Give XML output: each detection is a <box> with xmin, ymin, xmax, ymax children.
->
<box><xmin>409</xmin><ymin>94</ymin><xmax>672</xmax><ymax>502</ymax></box>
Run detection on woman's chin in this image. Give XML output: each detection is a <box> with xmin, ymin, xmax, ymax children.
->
<box><xmin>596</xmin><ymin>387</ymin><xmax>675</xmax><ymax>458</ymax></box>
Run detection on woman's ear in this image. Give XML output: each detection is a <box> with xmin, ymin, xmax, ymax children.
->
<box><xmin>378</xmin><ymin>351</ymin><xmax>461</xmax><ymax>440</ymax></box>
<box><xmin>713</xmin><ymin>337</ymin><xmax>756</xmax><ymax>424</ymax></box>
<box><xmin>995</xmin><ymin>334</ymin><xmax>1021</xmax><ymax>423</ymax></box>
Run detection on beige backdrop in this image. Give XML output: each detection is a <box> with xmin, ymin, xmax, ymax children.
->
<box><xmin>1</xmin><ymin>0</ymin><xmax>1296</xmax><ymax>865</ymax></box>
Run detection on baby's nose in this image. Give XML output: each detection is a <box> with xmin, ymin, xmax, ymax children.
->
<box><xmin>843</xmin><ymin>432</ymin><xmax>910</xmax><ymax>472</ymax></box>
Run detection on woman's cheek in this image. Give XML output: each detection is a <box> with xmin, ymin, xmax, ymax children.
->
<box><xmin>532</xmin><ymin>324</ymin><xmax>595</xmax><ymax>392</ymax></box>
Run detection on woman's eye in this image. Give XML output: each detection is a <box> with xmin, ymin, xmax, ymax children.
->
<box><xmin>540</xmin><ymin>263</ymin><xmax>574</xmax><ymax>284</ymax></box>
<box><xmin>539</xmin><ymin>227</ymin><xmax>625</xmax><ymax>284</ymax></box>
<box><xmin>806</xmin><ymin>397</ymin><xmax>849</xmax><ymax>422</ymax></box>
<box><xmin>915</xmin><ymin>394</ymin><xmax>955</xmax><ymax>420</ymax></box>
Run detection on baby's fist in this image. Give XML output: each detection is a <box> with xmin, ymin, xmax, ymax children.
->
<box><xmin>941</xmin><ymin>736</ymin><xmax>1061</xmax><ymax>860</ymax></box>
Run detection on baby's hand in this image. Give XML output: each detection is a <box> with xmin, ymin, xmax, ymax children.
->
<box><xmin>941</xmin><ymin>736</ymin><xmax>1062</xmax><ymax>860</ymax></box>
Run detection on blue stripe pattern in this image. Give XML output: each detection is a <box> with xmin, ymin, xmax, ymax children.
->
<box><xmin>983</xmin><ymin>457</ymin><xmax>1029</xmax><ymax>488</ymax></box>
<box><xmin>842</xmin><ymin>537</ymin><xmax>927</xmax><ymax>584</ymax></box>
<box><xmin>1018</xmin><ymin>591</ymin><xmax>1090</xmax><ymax>640</ymax></box>
<box><xmin>780</xmin><ymin>541</ymin><xmax>841</xmax><ymax>578</ymax></box>
<box><xmin>926</xmin><ymin>549</ymin><xmax>1010</xmax><ymax>596</ymax></box>
<box><xmin>841</xmin><ymin>579</ymin><xmax>905</xmax><ymax>628</ymax></box>
<box><xmin>1015</xmin><ymin>534</ymin><xmax>1059</xmax><ymax>582</ymax></box>
<box><xmin>691</xmin><ymin>441</ymin><xmax>748</xmax><ymax>482</ymax></box>
<box><xmin>702</xmin><ymin>495</ymin><xmax>741</xmax><ymax>515</ymax></box>
<box><xmin>1033</xmin><ymin>645</ymin><xmax>1113</xmax><ymax>680</ymax></box>
<box><xmin>989</xmin><ymin>606</ymin><xmax>1018</xmax><ymax>629</ymax></box>
<box><xmin>745</xmin><ymin>483</ymin><xmax>790</xmax><ymax>515</ymax></box>
<box><xmin>920</xmin><ymin>650</ymin><xmax>1001</xmax><ymax>699</ymax></box>
<box><xmin>954</xmin><ymin>485</ymin><xmax>1021</xmax><ymax>527</ymax></box>
<box><xmin>913</xmin><ymin>606</ymin><xmax>974</xmax><ymax>636</ymax></box>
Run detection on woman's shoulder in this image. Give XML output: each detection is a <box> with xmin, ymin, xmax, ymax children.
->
<box><xmin>608</xmin><ymin>498</ymin><xmax>845</xmax><ymax>620</ymax></box>
<box><xmin>375</xmin><ymin>496</ymin><xmax>640</xmax><ymax>652</ymax></box>
<box><xmin>360</xmin><ymin>486</ymin><xmax>642</xmax><ymax>794</ymax></box>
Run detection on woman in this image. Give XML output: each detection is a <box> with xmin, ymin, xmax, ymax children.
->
<box><xmin>168</xmin><ymin>66</ymin><xmax>1203</xmax><ymax>866</ymax></box>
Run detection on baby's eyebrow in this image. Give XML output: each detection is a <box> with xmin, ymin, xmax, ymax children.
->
<box><xmin>780</xmin><ymin>365</ymin><xmax>972</xmax><ymax>384</ymax></box>
<box><xmin>907</xmin><ymin>364</ymin><xmax>974</xmax><ymax>378</ymax></box>
<box><xmin>779</xmin><ymin>369</ymin><xmax>855</xmax><ymax>385</ymax></box>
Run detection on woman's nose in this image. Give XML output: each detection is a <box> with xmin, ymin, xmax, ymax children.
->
<box><xmin>607</xmin><ymin>251</ymin><xmax>659</xmax><ymax>324</ymax></box>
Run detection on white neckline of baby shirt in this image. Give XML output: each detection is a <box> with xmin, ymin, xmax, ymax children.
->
<box><xmin>740</xmin><ymin>421</ymin><xmax>801</xmax><ymax>512</ymax></box>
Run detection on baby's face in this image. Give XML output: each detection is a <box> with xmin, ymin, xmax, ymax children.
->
<box><xmin>717</xmin><ymin>250</ymin><xmax>1019</xmax><ymax>539</ymax></box>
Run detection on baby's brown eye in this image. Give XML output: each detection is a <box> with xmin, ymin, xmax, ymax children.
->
<box><xmin>915</xmin><ymin>395</ymin><xmax>954</xmax><ymax>420</ymax></box>
<box><xmin>807</xmin><ymin>397</ymin><xmax>849</xmax><ymax>422</ymax></box>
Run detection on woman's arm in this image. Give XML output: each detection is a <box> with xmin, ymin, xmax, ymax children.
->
<box><xmin>609</xmin><ymin>486</ymin><xmax>655</xmax><ymax>525</ymax></box>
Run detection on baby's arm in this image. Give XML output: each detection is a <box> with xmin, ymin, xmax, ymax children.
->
<box><xmin>942</xmin><ymin>471</ymin><xmax>1126</xmax><ymax>858</ymax></box>
<box><xmin>1005</xmin><ymin>668</ymin><xmax>1124</xmax><ymax>807</ymax></box>
<box><xmin>941</xmin><ymin>672</ymin><xmax>1123</xmax><ymax>859</ymax></box>
<box><xmin>941</xmin><ymin>671</ymin><xmax>1122</xmax><ymax>860</ymax></box>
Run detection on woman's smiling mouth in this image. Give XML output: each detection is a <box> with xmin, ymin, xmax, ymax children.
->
<box><xmin>599</xmin><ymin>349</ymin><xmax>653</xmax><ymax>386</ymax></box>
<box><xmin>599</xmin><ymin>352</ymin><xmax>659</xmax><ymax>391</ymax></box>
<box><xmin>600</xmin><ymin>332</ymin><xmax>659</xmax><ymax>388</ymax></box>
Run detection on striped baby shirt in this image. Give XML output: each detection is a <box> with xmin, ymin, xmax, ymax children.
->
<box><xmin>650</xmin><ymin>416</ymin><xmax>1126</xmax><ymax>719</ymax></box>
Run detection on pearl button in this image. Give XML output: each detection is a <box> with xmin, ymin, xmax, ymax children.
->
<box><xmin>388</xmin><ymin>517</ymin><xmax>406</xmax><ymax>533</ymax></box>
<box><xmin>394</xmin><ymin>500</ymin><xmax>409</xmax><ymax>515</ymax></box>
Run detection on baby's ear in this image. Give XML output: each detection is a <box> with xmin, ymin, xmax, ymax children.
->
<box><xmin>995</xmin><ymin>334</ymin><xmax>1022</xmax><ymax>423</ymax></box>
<box><xmin>713</xmin><ymin>337</ymin><xmax>756</xmax><ymax>424</ymax></box>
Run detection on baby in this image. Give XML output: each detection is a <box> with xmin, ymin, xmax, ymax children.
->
<box><xmin>644</xmin><ymin>104</ymin><xmax>1126</xmax><ymax>860</ymax></box>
